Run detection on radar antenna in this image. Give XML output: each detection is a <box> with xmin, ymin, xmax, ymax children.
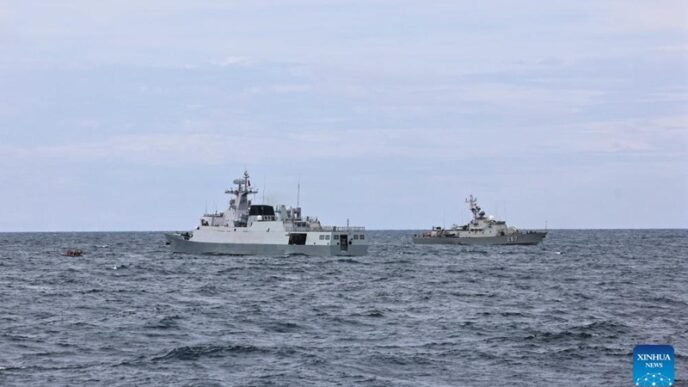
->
<box><xmin>466</xmin><ymin>194</ymin><xmax>483</xmax><ymax>219</ymax></box>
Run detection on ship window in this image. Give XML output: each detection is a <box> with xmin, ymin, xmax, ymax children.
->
<box><xmin>360</xmin><ymin>235</ymin><xmax>365</xmax><ymax>240</ymax></box>
<box><xmin>319</xmin><ymin>235</ymin><xmax>325</xmax><ymax>240</ymax></box>
<box><xmin>333</xmin><ymin>234</ymin><xmax>338</xmax><ymax>239</ymax></box>
<box><xmin>353</xmin><ymin>234</ymin><xmax>359</xmax><ymax>240</ymax></box>
<box><xmin>249</xmin><ymin>205</ymin><xmax>275</xmax><ymax>216</ymax></box>
<box><xmin>325</xmin><ymin>235</ymin><xmax>330</xmax><ymax>240</ymax></box>
<box><xmin>288</xmin><ymin>233</ymin><xmax>307</xmax><ymax>245</ymax></box>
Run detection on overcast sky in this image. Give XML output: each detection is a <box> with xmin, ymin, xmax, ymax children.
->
<box><xmin>0</xmin><ymin>1</ymin><xmax>686</xmax><ymax>231</ymax></box>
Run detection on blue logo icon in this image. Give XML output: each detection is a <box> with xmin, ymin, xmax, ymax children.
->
<box><xmin>633</xmin><ymin>345</ymin><xmax>674</xmax><ymax>386</ymax></box>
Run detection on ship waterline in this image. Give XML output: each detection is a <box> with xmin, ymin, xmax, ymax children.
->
<box><xmin>165</xmin><ymin>232</ymin><xmax>368</xmax><ymax>256</ymax></box>
<box><xmin>412</xmin><ymin>230</ymin><xmax>546</xmax><ymax>245</ymax></box>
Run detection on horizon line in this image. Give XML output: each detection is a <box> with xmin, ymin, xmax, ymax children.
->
<box><xmin>0</xmin><ymin>228</ymin><xmax>686</xmax><ymax>233</ymax></box>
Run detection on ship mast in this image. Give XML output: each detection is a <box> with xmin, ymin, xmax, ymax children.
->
<box><xmin>225</xmin><ymin>170</ymin><xmax>258</xmax><ymax>213</ymax></box>
<box><xmin>225</xmin><ymin>171</ymin><xmax>258</xmax><ymax>194</ymax></box>
<box><xmin>466</xmin><ymin>194</ymin><xmax>485</xmax><ymax>220</ymax></box>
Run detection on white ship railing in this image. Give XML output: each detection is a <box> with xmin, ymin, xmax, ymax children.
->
<box><xmin>321</xmin><ymin>226</ymin><xmax>365</xmax><ymax>231</ymax></box>
<box><xmin>285</xmin><ymin>225</ymin><xmax>366</xmax><ymax>232</ymax></box>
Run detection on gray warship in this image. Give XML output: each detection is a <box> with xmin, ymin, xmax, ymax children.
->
<box><xmin>166</xmin><ymin>171</ymin><xmax>368</xmax><ymax>256</ymax></box>
<box><xmin>413</xmin><ymin>195</ymin><xmax>547</xmax><ymax>245</ymax></box>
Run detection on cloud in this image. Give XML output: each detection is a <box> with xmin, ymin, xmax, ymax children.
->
<box><xmin>2</xmin><ymin>112</ymin><xmax>685</xmax><ymax>169</ymax></box>
<box><xmin>533</xmin><ymin>115</ymin><xmax>688</xmax><ymax>156</ymax></box>
<box><xmin>247</xmin><ymin>83</ymin><xmax>313</xmax><ymax>94</ymax></box>
<box><xmin>1</xmin><ymin>1</ymin><xmax>687</xmax><ymax>229</ymax></box>
<box><xmin>210</xmin><ymin>56</ymin><xmax>253</xmax><ymax>67</ymax></box>
<box><xmin>596</xmin><ymin>1</ymin><xmax>688</xmax><ymax>33</ymax></box>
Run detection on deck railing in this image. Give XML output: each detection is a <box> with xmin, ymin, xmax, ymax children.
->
<box><xmin>320</xmin><ymin>226</ymin><xmax>366</xmax><ymax>231</ymax></box>
<box><xmin>285</xmin><ymin>225</ymin><xmax>366</xmax><ymax>232</ymax></box>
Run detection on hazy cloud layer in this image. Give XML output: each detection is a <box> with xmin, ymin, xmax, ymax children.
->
<box><xmin>0</xmin><ymin>1</ymin><xmax>686</xmax><ymax>230</ymax></box>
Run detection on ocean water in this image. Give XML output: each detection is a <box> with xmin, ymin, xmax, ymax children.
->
<box><xmin>0</xmin><ymin>230</ymin><xmax>686</xmax><ymax>386</ymax></box>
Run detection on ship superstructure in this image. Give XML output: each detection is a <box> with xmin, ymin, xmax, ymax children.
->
<box><xmin>413</xmin><ymin>195</ymin><xmax>546</xmax><ymax>245</ymax></box>
<box><xmin>166</xmin><ymin>171</ymin><xmax>368</xmax><ymax>256</ymax></box>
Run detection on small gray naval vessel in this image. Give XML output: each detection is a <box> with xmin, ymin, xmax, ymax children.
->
<box><xmin>166</xmin><ymin>171</ymin><xmax>368</xmax><ymax>256</ymax></box>
<box><xmin>413</xmin><ymin>195</ymin><xmax>546</xmax><ymax>245</ymax></box>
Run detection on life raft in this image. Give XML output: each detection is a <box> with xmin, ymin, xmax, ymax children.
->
<box><xmin>63</xmin><ymin>249</ymin><xmax>83</xmax><ymax>257</ymax></box>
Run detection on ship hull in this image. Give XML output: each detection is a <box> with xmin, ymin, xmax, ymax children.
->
<box><xmin>165</xmin><ymin>233</ymin><xmax>368</xmax><ymax>256</ymax></box>
<box><xmin>413</xmin><ymin>231</ymin><xmax>547</xmax><ymax>246</ymax></box>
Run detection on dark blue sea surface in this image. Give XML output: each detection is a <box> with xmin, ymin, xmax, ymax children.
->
<box><xmin>1</xmin><ymin>230</ymin><xmax>686</xmax><ymax>386</ymax></box>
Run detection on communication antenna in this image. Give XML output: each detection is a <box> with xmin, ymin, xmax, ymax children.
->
<box><xmin>262</xmin><ymin>178</ymin><xmax>266</xmax><ymax>203</ymax></box>
<box><xmin>297</xmin><ymin>180</ymin><xmax>301</xmax><ymax>208</ymax></box>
